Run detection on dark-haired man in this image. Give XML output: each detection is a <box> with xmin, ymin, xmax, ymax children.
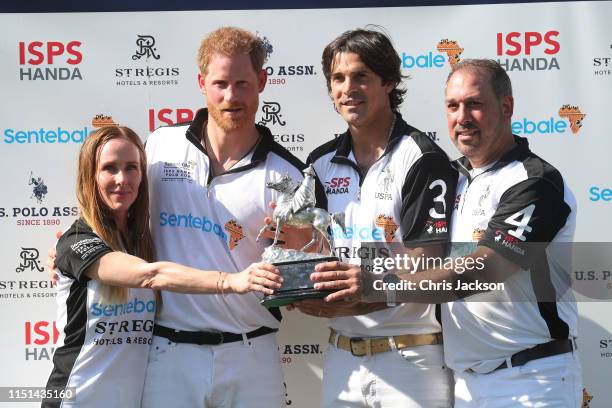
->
<box><xmin>299</xmin><ymin>28</ymin><xmax>456</xmax><ymax>407</ymax></box>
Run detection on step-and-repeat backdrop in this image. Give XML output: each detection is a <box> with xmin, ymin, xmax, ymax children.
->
<box><xmin>0</xmin><ymin>1</ymin><xmax>610</xmax><ymax>406</ymax></box>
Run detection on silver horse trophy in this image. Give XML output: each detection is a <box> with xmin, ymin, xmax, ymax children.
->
<box><xmin>256</xmin><ymin>165</ymin><xmax>345</xmax><ymax>307</ymax></box>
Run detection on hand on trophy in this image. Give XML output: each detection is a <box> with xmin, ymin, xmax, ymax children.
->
<box><xmin>310</xmin><ymin>260</ymin><xmax>362</xmax><ymax>302</ymax></box>
<box><xmin>227</xmin><ymin>262</ymin><xmax>284</xmax><ymax>295</ymax></box>
<box><xmin>256</xmin><ymin>165</ymin><xmax>347</xmax><ymax>308</ymax></box>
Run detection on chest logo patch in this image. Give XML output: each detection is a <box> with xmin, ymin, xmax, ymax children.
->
<box><xmin>325</xmin><ymin>177</ymin><xmax>351</xmax><ymax>195</ymax></box>
<box><xmin>224</xmin><ymin>220</ymin><xmax>245</xmax><ymax>250</ymax></box>
<box><xmin>375</xmin><ymin>215</ymin><xmax>398</xmax><ymax>243</ymax></box>
<box><xmin>494</xmin><ymin>230</ymin><xmax>525</xmax><ymax>256</ymax></box>
<box><xmin>161</xmin><ymin>161</ymin><xmax>196</xmax><ymax>183</ymax></box>
<box><xmin>472</xmin><ymin>185</ymin><xmax>491</xmax><ymax>216</ymax></box>
<box><xmin>426</xmin><ymin>220</ymin><xmax>448</xmax><ymax>235</ymax></box>
<box><xmin>374</xmin><ymin>165</ymin><xmax>394</xmax><ymax>200</ymax></box>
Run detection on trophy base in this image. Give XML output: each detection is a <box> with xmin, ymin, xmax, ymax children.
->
<box><xmin>260</xmin><ymin>256</ymin><xmax>338</xmax><ymax>308</ymax></box>
<box><xmin>261</xmin><ymin>288</ymin><xmax>332</xmax><ymax>308</ymax></box>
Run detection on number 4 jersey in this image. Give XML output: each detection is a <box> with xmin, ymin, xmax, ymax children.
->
<box><xmin>308</xmin><ymin>114</ymin><xmax>457</xmax><ymax>337</ymax></box>
<box><xmin>443</xmin><ymin>135</ymin><xmax>578</xmax><ymax>373</ymax></box>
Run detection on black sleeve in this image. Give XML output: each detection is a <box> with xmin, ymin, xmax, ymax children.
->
<box><xmin>306</xmin><ymin>154</ymin><xmax>328</xmax><ymax>210</ymax></box>
<box><xmin>479</xmin><ymin>178</ymin><xmax>571</xmax><ymax>269</ymax></box>
<box><xmin>55</xmin><ymin>221</ymin><xmax>113</xmax><ymax>283</ymax></box>
<box><xmin>313</xmin><ymin>172</ymin><xmax>328</xmax><ymax>211</ymax></box>
<box><xmin>400</xmin><ymin>153</ymin><xmax>457</xmax><ymax>246</ymax></box>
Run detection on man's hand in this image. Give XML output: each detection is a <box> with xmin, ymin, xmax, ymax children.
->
<box><xmin>310</xmin><ymin>260</ymin><xmax>362</xmax><ymax>302</ymax></box>
<box><xmin>228</xmin><ymin>262</ymin><xmax>283</xmax><ymax>295</ymax></box>
<box><xmin>47</xmin><ymin>230</ymin><xmax>62</xmax><ymax>286</ymax></box>
<box><xmin>292</xmin><ymin>298</ymin><xmax>387</xmax><ymax>318</ymax></box>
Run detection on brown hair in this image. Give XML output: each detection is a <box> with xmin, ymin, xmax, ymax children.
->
<box><xmin>446</xmin><ymin>59</ymin><xmax>513</xmax><ymax>100</ymax></box>
<box><xmin>197</xmin><ymin>26</ymin><xmax>267</xmax><ymax>75</ymax></box>
<box><xmin>77</xmin><ymin>126</ymin><xmax>155</xmax><ymax>302</ymax></box>
<box><xmin>322</xmin><ymin>27</ymin><xmax>407</xmax><ymax>112</ymax></box>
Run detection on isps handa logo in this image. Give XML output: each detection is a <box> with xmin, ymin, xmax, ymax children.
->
<box><xmin>402</xmin><ymin>38</ymin><xmax>464</xmax><ymax>69</ymax></box>
<box><xmin>258</xmin><ymin>33</ymin><xmax>317</xmax><ymax>86</ymax></box>
<box><xmin>512</xmin><ymin>105</ymin><xmax>586</xmax><ymax>135</ymax></box>
<box><xmin>19</xmin><ymin>40</ymin><xmax>83</xmax><ymax>81</ymax></box>
<box><xmin>148</xmin><ymin>107</ymin><xmax>197</xmax><ymax>131</ymax></box>
<box><xmin>425</xmin><ymin>220</ymin><xmax>448</xmax><ymax>235</ymax></box>
<box><xmin>496</xmin><ymin>30</ymin><xmax>560</xmax><ymax>71</ymax></box>
<box><xmin>0</xmin><ymin>171</ymin><xmax>78</xmax><ymax>228</ymax></box>
<box><xmin>494</xmin><ymin>230</ymin><xmax>525</xmax><ymax>256</ymax></box>
<box><xmin>325</xmin><ymin>177</ymin><xmax>351</xmax><ymax>195</ymax></box>
<box><xmin>114</xmin><ymin>35</ymin><xmax>181</xmax><ymax>87</ymax></box>
<box><xmin>24</xmin><ymin>320</ymin><xmax>59</xmax><ymax>361</ymax></box>
<box><xmin>257</xmin><ymin>101</ymin><xmax>305</xmax><ymax>153</ymax></box>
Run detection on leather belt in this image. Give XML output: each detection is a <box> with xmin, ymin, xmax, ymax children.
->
<box><xmin>329</xmin><ymin>328</ymin><xmax>443</xmax><ymax>357</ymax></box>
<box><xmin>490</xmin><ymin>338</ymin><xmax>575</xmax><ymax>372</ymax></box>
<box><xmin>153</xmin><ymin>324</ymin><xmax>277</xmax><ymax>345</ymax></box>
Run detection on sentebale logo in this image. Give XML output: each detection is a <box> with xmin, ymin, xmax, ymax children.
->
<box><xmin>558</xmin><ymin>105</ymin><xmax>587</xmax><ymax>134</ymax></box>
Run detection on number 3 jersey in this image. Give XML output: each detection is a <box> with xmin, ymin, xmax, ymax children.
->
<box><xmin>442</xmin><ymin>135</ymin><xmax>578</xmax><ymax>373</ymax></box>
<box><xmin>44</xmin><ymin>219</ymin><xmax>156</xmax><ymax>407</ymax></box>
<box><xmin>308</xmin><ymin>114</ymin><xmax>457</xmax><ymax>337</ymax></box>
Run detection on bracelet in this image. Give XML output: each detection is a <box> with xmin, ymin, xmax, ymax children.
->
<box><xmin>220</xmin><ymin>272</ymin><xmax>228</xmax><ymax>296</ymax></box>
<box><xmin>216</xmin><ymin>271</ymin><xmax>223</xmax><ymax>294</ymax></box>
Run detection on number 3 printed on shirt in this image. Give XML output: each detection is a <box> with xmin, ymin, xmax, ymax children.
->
<box><xmin>428</xmin><ymin>179</ymin><xmax>447</xmax><ymax>219</ymax></box>
<box><xmin>505</xmin><ymin>204</ymin><xmax>535</xmax><ymax>241</ymax></box>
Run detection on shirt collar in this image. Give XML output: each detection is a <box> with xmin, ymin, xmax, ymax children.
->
<box><xmin>185</xmin><ymin>108</ymin><xmax>276</xmax><ymax>172</ymax></box>
<box><xmin>454</xmin><ymin>135</ymin><xmax>531</xmax><ymax>178</ymax></box>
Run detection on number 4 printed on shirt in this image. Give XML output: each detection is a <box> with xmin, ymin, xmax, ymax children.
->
<box><xmin>505</xmin><ymin>204</ymin><xmax>535</xmax><ymax>241</ymax></box>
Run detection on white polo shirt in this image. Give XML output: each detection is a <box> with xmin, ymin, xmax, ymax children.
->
<box><xmin>146</xmin><ymin>108</ymin><xmax>305</xmax><ymax>333</ymax></box>
<box><xmin>308</xmin><ymin>114</ymin><xmax>457</xmax><ymax>337</ymax></box>
<box><xmin>442</xmin><ymin>136</ymin><xmax>578</xmax><ymax>373</ymax></box>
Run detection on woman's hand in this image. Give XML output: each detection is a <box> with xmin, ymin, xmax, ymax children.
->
<box><xmin>227</xmin><ymin>262</ymin><xmax>283</xmax><ymax>295</ymax></box>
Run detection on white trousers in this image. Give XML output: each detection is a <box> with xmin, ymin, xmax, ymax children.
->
<box><xmin>454</xmin><ymin>352</ymin><xmax>583</xmax><ymax>408</ymax></box>
<box><xmin>141</xmin><ymin>333</ymin><xmax>284</xmax><ymax>408</ymax></box>
<box><xmin>321</xmin><ymin>343</ymin><xmax>453</xmax><ymax>408</ymax></box>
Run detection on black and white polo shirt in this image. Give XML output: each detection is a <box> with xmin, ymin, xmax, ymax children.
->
<box><xmin>146</xmin><ymin>108</ymin><xmax>305</xmax><ymax>333</ymax></box>
<box><xmin>442</xmin><ymin>135</ymin><xmax>578</xmax><ymax>373</ymax></box>
<box><xmin>308</xmin><ymin>114</ymin><xmax>457</xmax><ymax>337</ymax></box>
<box><xmin>44</xmin><ymin>219</ymin><xmax>156</xmax><ymax>407</ymax></box>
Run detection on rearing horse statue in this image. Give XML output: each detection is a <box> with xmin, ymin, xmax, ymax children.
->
<box><xmin>256</xmin><ymin>165</ymin><xmax>344</xmax><ymax>253</ymax></box>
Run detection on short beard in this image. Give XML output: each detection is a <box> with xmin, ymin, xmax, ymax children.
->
<box><xmin>208</xmin><ymin>102</ymin><xmax>258</xmax><ymax>132</ymax></box>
